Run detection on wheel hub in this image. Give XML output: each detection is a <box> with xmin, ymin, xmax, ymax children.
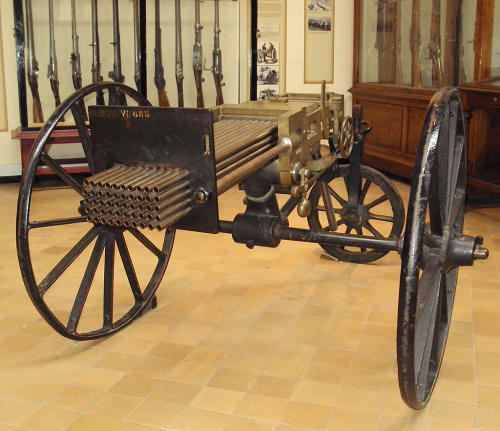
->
<box><xmin>341</xmin><ymin>206</ymin><xmax>367</xmax><ymax>228</ymax></box>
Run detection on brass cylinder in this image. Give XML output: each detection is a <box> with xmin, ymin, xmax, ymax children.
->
<box><xmin>85</xmin><ymin>164</ymin><xmax>123</xmax><ymax>187</ymax></box>
<box><xmin>152</xmin><ymin>170</ymin><xmax>189</xmax><ymax>193</ymax></box>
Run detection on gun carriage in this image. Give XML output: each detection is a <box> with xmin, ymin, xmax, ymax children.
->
<box><xmin>17</xmin><ymin>82</ymin><xmax>488</xmax><ymax>410</ymax></box>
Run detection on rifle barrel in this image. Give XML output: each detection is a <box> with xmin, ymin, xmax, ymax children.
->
<box><xmin>213</xmin><ymin>0</ymin><xmax>224</xmax><ymax>105</ymax></box>
<box><xmin>193</xmin><ymin>0</ymin><xmax>204</xmax><ymax>108</ymax></box>
<box><xmin>24</xmin><ymin>0</ymin><xmax>44</xmax><ymax>123</ymax></box>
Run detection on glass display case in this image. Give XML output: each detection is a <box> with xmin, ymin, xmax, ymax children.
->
<box><xmin>350</xmin><ymin>0</ymin><xmax>500</xmax><ymax>188</ymax></box>
<box><xmin>357</xmin><ymin>0</ymin><xmax>476</xmax><ymax>88</ymax></box>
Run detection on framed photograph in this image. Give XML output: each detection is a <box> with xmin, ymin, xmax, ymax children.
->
<box><xmin>257</xmin><ymin>41</ymin><xmax>279</xmax><ymax>65</ymax></box>
<box><xmin>307</xmin><ymin>0</ymin><xmax>332</xmax><ymax>12</ymax></box>
<box><xmin>257</xmin><ymin>66</ymin><xmax>280</xmax><ymax>86</ymax></box>
<box><xmin>307</xmin><ymin>16</ymin><xmax>332</xmax><ymax>32</ymax></box>
<box><xmin>257</xmin><ymin>85</ymin><xmax>280</xmax><ymax>100</ymax></box>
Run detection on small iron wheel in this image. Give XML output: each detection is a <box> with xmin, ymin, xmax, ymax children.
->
<box><xmin>17</xmin><ymin>82</ymin><xmax>175</xmax><ymax>340</ymax></box>
<box><xmin>338</xmin><ymin>116</ymin><xmax>354</xmax><ymax>158</ymax></box>
<box><xmin>307</xmin><ymin>164</ymin><xmax>404</xmax><ymax>263</ymax></box>
<box><xmin>397</xmin><ymin>87</ymin><xmax>467</xmax><ymax>409</ymax></box>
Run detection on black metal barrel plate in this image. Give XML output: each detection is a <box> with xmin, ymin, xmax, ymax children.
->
<box><xmin>89</xmin><ymin>106</ymin><xmax>219</xmax><ymax>233</ymax></box>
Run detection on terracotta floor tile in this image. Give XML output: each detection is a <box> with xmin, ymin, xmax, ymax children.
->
<box><xmin>1</xmin><ymin>180</ymin><xmax>500</xmax><ymax>430</ymax></box>
<box><xmin>234</xmin><ymin>393</ymin><xmax>287</xmax><ymax>422</ymax></box>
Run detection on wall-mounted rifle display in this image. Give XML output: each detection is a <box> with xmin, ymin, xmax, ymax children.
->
<box><xmin>13</xmin><ymin>0</ymin><xmax>241</xmax><ymax>128</ymax></box>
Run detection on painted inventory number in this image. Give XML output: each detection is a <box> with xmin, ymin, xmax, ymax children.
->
<box><xmin>120</xmin><ymin>109</ymin><xmax>151</xmax><ymax>119</ymax></box>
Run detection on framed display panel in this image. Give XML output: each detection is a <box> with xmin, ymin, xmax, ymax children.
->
<box><xmin>255</xmin><ymin>0</ymin><xmax>286</xmax><ymax>100</ymax></box>
<box><xmin>13</xmin><ymin>0</ymin><xmax>242</xmax><ymax>129</ymax></box>
<box><xmin>304</xmin><ymin>0</ymin><xmax>334</xmax><ymax>84</ymax></box>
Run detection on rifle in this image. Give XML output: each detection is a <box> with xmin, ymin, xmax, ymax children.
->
<box><xmin>24</xmin><ymin>0</ymin><xmax>44</xmax><ymax>123</ymax></box>
<box><xmin>428</xmin><ymin>0</ymin><xmax>443</xmax><ymax>87</ymax></box>
<box><xmin>70</xmin><ymin>0</ymin><xmax>87</xmax><ymax>121</ymax></box>
<box><xmin>48</xmin><ymin>0</ymin><xmax>64</xmax><ymax>120</ymax></box>
<box><xmin>154</xmin><ymin>0</ymin><xmax>170</xmax><ymax>107</ymax></box>
<box><xmin>132</xmin><ymin>0</ymin><xmax>142</xmax><ymax>93</ymax></box>
<box><xmin>375</xmin><ymin>0</ymin><xmax>396</xmax><ymax>83</ymax></box>
<box><xmin>108</xmin><ymin>0</ymin><xmax>126</xmax><ymax>105</ymax></box>
<box><xmin>410</xmin><ymin>0</ymin><xmax>422</xmax><ymax>87</ymax></box>
<box><xmin>175</xmin><ymin>0</ymin><xmax>184</xmax><ymax>107</ymax></box>
<box><xmin>394</xmin><ymin>0</ymin><xmax>403</xmax><ymax>85</ymax></box>
<box><xmin>212</xmin><ymin>0</ymin><xmax>224</xmax><ymax>105</ymax></box>
<box><xmin>193</xmin><ymin>0</ymin><xmax>205</xmax><ymax>108</ymax></box>
<box><xmin>90</xmin><ymin>0</ymin><xmax>104</xmax><ymax>105</ymax></box>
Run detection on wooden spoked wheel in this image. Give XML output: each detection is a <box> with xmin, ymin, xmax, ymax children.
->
<box><xmin>17</xmin><ymin>83</ymin><xmax>175</xmax><ymax>340</ymax></box>
<box><xmin>307</xmin><ymin>164</ymin><xmax>404</xmax><ymax>263</ymax></box>
<box><xmin>397</xmin><ymin>87</ymin><xmax>467</xmax><ymax>409</ymax></box>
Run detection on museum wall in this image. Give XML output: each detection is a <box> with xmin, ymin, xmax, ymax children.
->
<box><xmin>0</xmin><ymin>0</ymin><xmax>354</xmax><ymax>178</ymax></box>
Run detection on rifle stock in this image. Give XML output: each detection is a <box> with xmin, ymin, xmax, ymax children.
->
<box><xmin>193</xmin><ymin>0</ymin><xmax>204</xmax><ymax>108</ymax></box>
<box><xmin>154</xmin><ymin>0</ymin><xmax>170</xmax><ymax>107</ymax></box>
<box><xmin>194</xmin><ymin>70</ymin><xmax>204</xmax><ymax>108</ymax></box>
<box><xmin>24</xmin><ymin>0</ymin><xmax>44</xmax><ymax>123</ymax></box>
<box><xmin>175</xmin><ymin>0</ymin><xmax>184</xmax><ymax>107</ymax></box>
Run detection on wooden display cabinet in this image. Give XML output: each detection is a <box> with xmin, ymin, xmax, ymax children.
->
<box><xmin>350</xmin><ymin>0</ymin><xmax>500</xmax><ymax>193</ymax></box>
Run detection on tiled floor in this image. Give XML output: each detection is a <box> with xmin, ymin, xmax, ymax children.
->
<box><xmin>0</xmin><ymin>177</ymin><xmax>499</xmax><ymax>431</ymax></box>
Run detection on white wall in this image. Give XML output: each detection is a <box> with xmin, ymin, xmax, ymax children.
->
<box><xmin>286</xmin><ymin>0</ymin><xmax>353</xmax><ymax>113</ymax></box>
<box><xmin>0</xmin><ymin>0</ymin><xmax>354</xmax><ymax>178</ymax></box>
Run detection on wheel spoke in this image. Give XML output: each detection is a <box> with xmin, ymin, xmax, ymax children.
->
<box><xmin>115</xmin><ymin>231</ymin><xmax>143</xmax><ymax>301</ymax></box>
<box><xmin>364</xmin><ymin>194</ymin><xmax>389</xmax><ymax>210</ymax></box>
<box><xmin>37</xmin><ymin>225</ymin><xmax>104</xmax><ymax>295</ymax></box>
<box><xmin>67</xmin><ymin>232</ymin><xmax>108</xmax><ymax>333</ymax></box>
<box><xmin>415</xmin><ymin>271</ymin><xmax>445</xmax><ymax>398</ymax></box>
<box><xmin>328</xmin><ymin>187</ymin><xmax>347</xmax><ymax>207</ymax></box>
<box><xmin>103</xmin><ymin>233</ymin><xmax>115</xmax><ymax>330</ymax></box>
<box><xmin>29</xmin><ymin>216</ymin><xmax>87</xmax><ymax>230</ymax></box>
<box><xmin>368</xmin><ymin>212</ymin><xmax>394</xmax><ymax>223</ymax></box>
<box><xmin>319</xmin><ymin>181</ymin><xmax>338</xmax><ymax>232</ymax></box>
<box><xmin>39</xmin><ymin>152</ymin><xmax>84</xmax><ymax>195</ymax></box>
<box><xmin>363</xmin><ymin>220</ymin><xmax>383</xmax><ymax>238</ymax></box>
<box><xmin>129</xmin><ymin>229</ymin><xmax>165</xmax><ymax>258</ymax></box>
<box><xmin>415</xmin><ymin>255</ymin><xmax>441</xmax><ymax>323</ymax></box>
<box><xmin>71</xmin><ymin>102</ymin><xmax>96</xmax><ymax>172</ymax></box>
<box><xmin>359</xmin><ymin>179</ymin><xmax>372</xmax><ymax>203</ymax></box>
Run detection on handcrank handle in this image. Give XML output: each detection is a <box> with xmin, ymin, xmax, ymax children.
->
<box><xmin>355</xmin><ymin>121</ymin><xmax>371</xmax><ymax>143</ymax></box>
